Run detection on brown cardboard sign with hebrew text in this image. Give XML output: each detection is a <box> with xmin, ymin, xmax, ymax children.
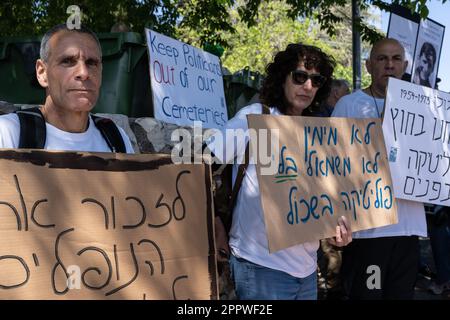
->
<box><xmin>0</xmin><ymin>150</ymin><xmax>216</xmax><ymax>300</ymax></box>
<box><xmin>247</xmin><ymin>115</ymin><xmax>398</xmax><ymax>253</ymax></box>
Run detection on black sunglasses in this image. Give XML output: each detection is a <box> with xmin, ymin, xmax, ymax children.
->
<box><xmin>290</xmin><ymin>70</ymin><xmax>326</xmax><ymax>88</ymax></box>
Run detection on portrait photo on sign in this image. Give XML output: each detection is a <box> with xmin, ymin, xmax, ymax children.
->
<box><xmin>412</xmin><ymin>41</ymin><xmax>437</xmax><ymax>88</ymax></box>
<box><xmin>411</xmin><ymin>18</ymin><xmax>445</xmax><ymax>89</ymax></box>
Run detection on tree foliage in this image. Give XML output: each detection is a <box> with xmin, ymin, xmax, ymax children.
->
<box><xmin>178</xmin><ymin>0</ymin><xmax>374</xmax><ymax>87</ymax></box>
<box><xmin>0</xmin><ymin>0</ymin><xmax>180</xmax><ymax>37</ymax></box>
<box><xmin>0</xmin><ymin>0</ymin><xmax>443</xmax><ymax>89</ymax></box>
<box><xmin>237</xmin><ymin>0</ymin><xmax>445</xmax><ymax>45</ymax></box>
<box><xmin>0</xmin><ymin>0</ymin><xmax>444</xmax><ymax>45</ymax></box>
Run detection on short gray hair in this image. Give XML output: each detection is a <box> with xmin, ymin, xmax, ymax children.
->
<box><xmin>40</xmin><ymin>24</ymin><xmax>102</xmax><ymax>62</ymax></box>
<box><xmin>331</xmin><ymin>79</ymin><xmax>350</xmax><ymax>90</ymax></box>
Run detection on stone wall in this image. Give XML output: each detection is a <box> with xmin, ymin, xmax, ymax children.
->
<box><xmin>0</xmin><ymin>101</ymin><xmax>200</xmax><ymax>155</ymax></box>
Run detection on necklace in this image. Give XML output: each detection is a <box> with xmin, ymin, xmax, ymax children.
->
<box><xmin>369</xmin><ymin>86</ymin><xmax>382</xmax><ymax>118</ymax></box>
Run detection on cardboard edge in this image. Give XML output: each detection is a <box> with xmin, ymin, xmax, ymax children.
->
<box><xmin>204</xmin><ymin>163</ymin><xmax>218</xmax><ymax>300</ymax></box>
<box><xmin>0</xmin><ymin>149</ymin><xmax>174</xmax><ymax>172</ymax></box>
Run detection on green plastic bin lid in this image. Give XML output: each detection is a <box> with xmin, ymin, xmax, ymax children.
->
<box><xmin>0</xmin><ymin>36</ymin><xmax>41</xmax><ymax>60</ymax></box>
<box><xmin>0</xmin><ymin>32</ymin><xmax>146</xmax><ymax>60</ymax></box>
<box><xmin>96</xmin><ymin>32</ymin><xmax>145</xmax><ymax>57</ymax></box>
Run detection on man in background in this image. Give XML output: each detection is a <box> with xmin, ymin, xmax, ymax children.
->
<box><xmin>306</xmin><ymin>79</ymin><xmax>350</xmax><ymax>117</ymax></box>
<box><xmin>332</xmin><ymin>38</ymin><xmax>427</xmax><ymax>299</ymax></box>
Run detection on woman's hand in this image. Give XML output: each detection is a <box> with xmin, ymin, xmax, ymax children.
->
<box><xmin>326</xmin><ymin>216</ymin><xmax>352</xmax><ymax>247</ymax></box>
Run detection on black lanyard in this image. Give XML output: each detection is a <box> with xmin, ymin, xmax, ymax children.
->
<box><xmin>369</xmin><ymin>86</ymin><xmax>382</xmax><ymax>118</ymax></box>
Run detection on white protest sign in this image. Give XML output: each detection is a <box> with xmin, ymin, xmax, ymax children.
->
<box><xmin>411</xmin><ymin>19</ymin><xmax>445</xmax><ymax>89</ymax></box>
<box><xmin>387</xmin><ymin>5</ymin><xmax>445</xmax><ymax>87</ymax></box>
<box><xmin>145</xmin><ymin>28</ymin><xmax>227</xmax><ymax>129</ymax></box>
<box><xmin>383</xmin><ymin>77</ymin><xmax>450</xmax><ymax>205</ymax></box>
<box><xmin>387</xmin><ymin>13</ymin><xmax>419</xmax><ymax>75</ymax></box>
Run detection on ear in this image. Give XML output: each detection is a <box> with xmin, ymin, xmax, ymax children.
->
<box><xmin>403</xmin><ymin>60</ymin><xmax>408</xmax><ymax>74</ymax></box>
<box><xmin>332</xmin><ymin>88</ymin><xmax>339</xmax><ymax>99</ymax></box>
<box><xmin>365</xmin><ymin>59</ymin><xmax>372</xmax><ymax>74</ymax></box>
<box><xmin>36</xmin><ymin>59</ymin><xmax>48</xmax><ymax>88</ymax></box>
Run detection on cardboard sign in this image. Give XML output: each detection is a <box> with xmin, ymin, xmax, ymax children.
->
<box><xmin>0</xmin><ymin>150</ymin><xmax>217</xmax><ymax>300</ymax></box>
<box><xmin>247</xmin><ymin>115</ymin><xmax>398</xmax><ymax>253</ymax></box>
<box><xmin>145</xmin><ymin>28</ymin><xmax>227</xmax><ymax>129</ymax></box>
<box><xmin>383</xmin><ymin>77</ymin><xmax>450</xmax><ymax>206</ymax></box>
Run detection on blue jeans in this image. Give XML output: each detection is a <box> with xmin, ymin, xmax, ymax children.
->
<box><xmin>430</xmin><ymin>211</ymin><xmax>450</xmax><ymax>284</ymax></box>
<box><xmin>229</xmin><ymin>255</ymin><xmax>317</xmax><ymax>300</ymax></box>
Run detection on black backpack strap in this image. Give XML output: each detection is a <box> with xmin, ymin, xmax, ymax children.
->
<box><xmin>91</xmin><ymin>114</ymin><xmax>127</xmax><ymax>153</ymax></box>
<box><xmin>16</xmin><ymin>107</ymin><xmax>46</xmax><ymax>149</ymax></box>
<box><xmin>229</xmin><ymin>104</ymin><xmax>271</xmax><ymax>209</ymax></box>
<box><xmin>261</xmin><ymin>104</ymin><xmax>270</xmax><ymax>115</ymax></box>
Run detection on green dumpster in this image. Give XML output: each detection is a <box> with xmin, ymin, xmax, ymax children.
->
<box><xmin>0</xmin><ymin>36</ymin><xmax>45</xmax><ymax>105</ymax></box>
<box><xmin>223</xmin><ymin>67</ymin><xmax>264</xmax><ymax>118</ymax></box>
<box><xmin>96</xmin><ymin>32</ymin><xmax>152</xmax><ymax>117</ymax></box>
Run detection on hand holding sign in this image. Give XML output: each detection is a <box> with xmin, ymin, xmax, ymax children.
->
<box><xmin>326</xmin><ymin>216</ymin><xmax>353</xmax><ymax>247</ymax></box>
<box><xmin>0</xmin><ymin>150</ymin><xmax>217</xmax><ymax>300</ymax></box>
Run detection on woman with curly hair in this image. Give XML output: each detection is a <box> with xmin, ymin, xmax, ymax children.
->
<box><xmin>210</xmin><ymin>43</ymin><xmax>352</xmax><ymax>300</ymax></box>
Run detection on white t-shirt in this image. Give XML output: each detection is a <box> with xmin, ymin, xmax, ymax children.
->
<box><xmin>208</xmin><ymin>103</ymin><xmax>318</xmax><ymax>279</ymax></box>
<box><xmin>0</xmin><ymin>113</ymin><xmax>135</xmax><ymax>153</ymax></box>
<box><xmin>332</xmin><ymin>90</ymin><xmax>427</xmax><ymax>238</ymax></box>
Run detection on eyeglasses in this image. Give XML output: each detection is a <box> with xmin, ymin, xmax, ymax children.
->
<box><xmin>290</xmin><ymin>70</ymin><xmax>326</xmax><ymax>88</ymax></box>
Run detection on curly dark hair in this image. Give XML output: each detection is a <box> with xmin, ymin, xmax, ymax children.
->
<box><xmin>260</xmin><ymin>43</ymin><xmax>336</xmax><ymax>115</ymax></box>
